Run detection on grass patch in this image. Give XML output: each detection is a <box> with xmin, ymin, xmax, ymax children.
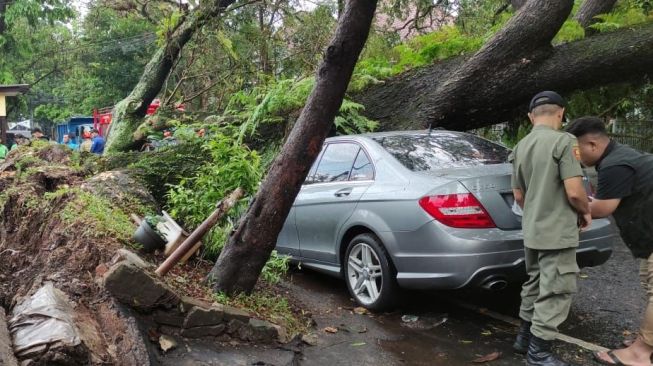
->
<box><xmin>60</xmin><ymin>190</ymin><xmax>139</xmax><ymax>249</ymax></box>
<box><xmin>214</xmin><ymin>287</ymin><xmax>308</xmax><ymax>336</ymax></box>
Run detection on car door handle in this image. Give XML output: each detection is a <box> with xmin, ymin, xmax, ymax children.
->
<box><xmin>334</xmin><ymin>188</ymin><xmax>353</xmax><ymax>197</ymax></box>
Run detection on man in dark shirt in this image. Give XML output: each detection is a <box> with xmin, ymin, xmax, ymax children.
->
<box><xmin>567</xmin><ymin>116</ymin><xmax>653</xmax><ymax>366</ymax></box>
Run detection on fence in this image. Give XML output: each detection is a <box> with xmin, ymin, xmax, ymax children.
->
<box><xmin>609</xmin><ymin>134</ymin><xmax>653</xmax><ymax>153</ymax></box>
<box><xmin>609</xmin><ymin>120</ymin><xmax>653</xmax><ymax>153</ymax></box>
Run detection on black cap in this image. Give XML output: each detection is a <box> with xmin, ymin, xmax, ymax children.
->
<box><xmin>529</xmin><ymin>91</ymin><xmax>566</xmax><ymax>112</ymax></box>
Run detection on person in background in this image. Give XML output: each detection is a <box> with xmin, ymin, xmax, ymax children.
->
<box><xmin>0</xmin><ymin>138</ymin><xmax>8</xmax><ymax>160</ymax></box>
<box><xmin>567</xmin><ymin>117</ymin><xmax>653</xmax><ymax>366</ymax></box>
<box><xmin>31</xmin><ymin>128</ymin><xmax>49</xmax><ymax>141</ymax></box>
<box><xmin>80</xmin><ymin>132</ymin><xmax>93</xmax><ymax>153</ymax></box>
<box><xmin>12</xmin><ymin>135</ymin><xmax>28</xmax><ymax>150</ymax></box>
<box><xmin>510</xmin><ymin>91</ymin><xmax>591</xmax><ymax>366</ymax></box>
<box><xmin>90</xmin><ymin>129</ymin><xmax>105</xmax><ymax>155</ymax></box>
<box><xmin>62</xmin><ymin>133</ymin><xmax>79</xmax><ymax>150</ymax></box>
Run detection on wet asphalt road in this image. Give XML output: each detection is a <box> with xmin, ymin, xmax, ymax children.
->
<box><xmin>283</xmin><ymin>238</ymin><xmax>646</xmax><ymax>366</ymax></box>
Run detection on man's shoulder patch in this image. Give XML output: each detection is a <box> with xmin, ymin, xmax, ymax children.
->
<box><xmin>572</xmin><ymin>143</ymin><xmax>581</xmax><ymax>161</ymax></box>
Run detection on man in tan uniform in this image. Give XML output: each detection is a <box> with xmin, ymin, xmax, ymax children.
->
<box><xmin>510</xmin><ymin>91</ymin><xmax>592</xmax><ymax>366</ymax></box>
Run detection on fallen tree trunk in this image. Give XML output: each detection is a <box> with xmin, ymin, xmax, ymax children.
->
<box><xmin>354</xmin><ymin>21</ymin><xmax>653</xmax><ymax>131</ymax></box>
<box><xmin>208</xmin><ymin>0</ymin><xmax>379</xmax><ymax>294</ymax></box>
<box><xmin>105</xmin><ymin>0</ymin><xmax>235</xmax><ymax>153</ymax></box>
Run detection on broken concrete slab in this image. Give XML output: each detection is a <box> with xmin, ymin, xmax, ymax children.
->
<box><xmin>183</xmin><ymin>305</ymin><xmax>224</xmax><ymax>328</ymax></box>
<box><xmin>0</xmin><ymin>308</ymin><xmax>18</xmax><ymax>366</ymax></box>
<box><xmin>179</xmin><ymin>296</ymin><xmax>213</xmax><ymax>314</ymax></box>
<box><xmin>114</xmin><ymin>248</ymin><xmax>154</xmax><ymax>269</ymax></box>
<box><xmin>180</xmin><ymin>324</ymin><xmax>227</xmax><ymax>338</ymax></box>
<box><xmin>153</xmin><ymin>310</ymin><xmax>186</xmax><ymax>328</ymax></box>
<box><xmin>241</xmin><ymin>318</ymin><xmax>279</xmax><ymax>343</ymax></box>
<box><xmin>223</xmin><ymin>305</ymin><xmax>251</xmax><ymax>323</ymax></box>
<box><xmin>226</xmin><ymin>319</ymin><xmax>246</xmax><ymax>335</ymax></box>
<box><xmin>103</xmin><ymin>261</ymin><xmax>179</xmax><ymax>310</ymax></box>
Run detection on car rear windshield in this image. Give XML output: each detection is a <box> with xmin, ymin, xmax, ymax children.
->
<box><xmin>373</xmin><ymin>133</ymin><xmax>510</xmax><ymax>171</ymax></box>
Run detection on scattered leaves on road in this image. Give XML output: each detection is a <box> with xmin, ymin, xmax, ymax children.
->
<box><xmin>353</xmin><ymin>307</ymin><xmax>368</xmax><ymax>315</ymax></box>
<box><xmin>460</xmin><ymin>340</ymin><xmax>473</xmax><ymax>344</ymax></box>
<box><xmin>472</xmin><ymin>351</ymin><xmax>501</xmax><ymax>363</ymax></box>
<box><xmin>481</xmin><ymin>330</ymin><xmax>492</xmax><ymax>336</ymax></box>
<box><xmin>350</xmin><ymin>342</ymin><xmax>366</xmax><ymax>347</ymax></box>
<box><xmin>324</xmin><ymin>326</ymin><xmax>338</xmax><ymax>334</ymax></box>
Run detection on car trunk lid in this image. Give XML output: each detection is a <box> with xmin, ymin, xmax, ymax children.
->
<box><xmin>428</xmin><ymin>164</ymin><xmax>522</xmax><ymax>230</ymax></box>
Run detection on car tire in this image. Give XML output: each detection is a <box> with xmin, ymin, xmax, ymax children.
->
<box><xmin>344</xmin><ymin>233</ymin><xmax>398</xmax><ymax>311</ymax></box>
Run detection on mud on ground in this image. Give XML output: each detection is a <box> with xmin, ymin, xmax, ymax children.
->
<box><xmin>0</xmin><ymin>144</ymin><xmax>154</xmax><ymax>365</ymax></box>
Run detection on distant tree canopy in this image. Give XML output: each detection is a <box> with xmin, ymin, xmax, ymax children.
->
<box><xmin>1</xmin><ymin>0</ymin><xmax>651</xmax><ymax>140</ymax></box>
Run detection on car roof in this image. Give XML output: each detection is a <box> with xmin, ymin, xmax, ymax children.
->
<box><xmin>325</xmin><ymin>129</ymin><xmax>472</xmax><ymax>143</ymax></box>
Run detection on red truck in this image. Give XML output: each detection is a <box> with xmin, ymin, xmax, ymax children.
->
<box><xmin>92</xmin><ymin>99</ymin><xmax>185</xmax><ymax>137</ymax></box>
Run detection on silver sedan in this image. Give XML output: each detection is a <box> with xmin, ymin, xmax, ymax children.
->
<box><xmin>276</xmin><ymin>130</ymin><xmax>616</xmax><ymax>310</ymax></box>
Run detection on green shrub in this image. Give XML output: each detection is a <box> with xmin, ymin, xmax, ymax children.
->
<box><xmin>166</xmin><ymin>134</ymin><xmax>261</xmax><ymax>259</ymax></box>
<box><xmin>126</xmin><ymin>142</ymin><xmax>211</xmax><ymax>203</ymax></box>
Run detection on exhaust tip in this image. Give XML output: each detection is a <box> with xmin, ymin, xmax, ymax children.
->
<box><xmin>481</xmin><ymin>277</ymin><xmax>508</xmax><ymax>291</ymax></box>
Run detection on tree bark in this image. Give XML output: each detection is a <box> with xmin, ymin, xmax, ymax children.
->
<box><xmin>354</xmin><ymin>18</ymin><xmax>653</xmax><ymax>132</ymax></box>
<box><xmin>208</xmin><ymin>0</ymin><xmax>378</xmax><ymax>294</ymax></box>
<box><xmin>511</xmin><ymin>0</ymin><xmax>527</xmax><ymax>11</ymax></box>
<box><xmin>575</xmin><ymin>0</ymin><xmax>618</xmax><ymax>29</ymax></box>
<box><xmin>408</xmin><ymin>0</ymin><xmax>572</xmax><ymax>130</ymax></box>
<box><xmin>105</xmin><ymin>0</ymin><xmax>235</xmax><ymax>153</ymax></box>
<box><xmin>0</xmin><ymin>2</ymin><xmax>6</xmax><ymax>36</ymax></box>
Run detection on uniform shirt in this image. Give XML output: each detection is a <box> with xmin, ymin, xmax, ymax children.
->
<box><xmin>510</xmin><ymin>125</ymin><xmax>584</xmax><ymax>250</ymax></box>
<box><xmin>0</xmin><ymin>144</ymin><xmax>7</xmax><ymax>159</ymax></box>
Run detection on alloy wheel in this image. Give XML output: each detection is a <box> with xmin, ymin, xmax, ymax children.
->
<box><xmin>347</xmin><ymin>242</ymin><xmax>383</xmax><ymax>305</ymax></box>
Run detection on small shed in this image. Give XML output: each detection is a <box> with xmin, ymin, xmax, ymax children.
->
<box><xmin>0</xmin><ymin>84</ymin><xmax>30</xmax><ymax>144</ymax></box>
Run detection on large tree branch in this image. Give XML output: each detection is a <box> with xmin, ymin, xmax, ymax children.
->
<box><xmin>414</xmin><ymin>0</ymin><xmax>572</xmax><ymax>127</ymax></box>
<box><xmin>354</xmin><ymin>22</ymin><xmax>653</xmax><ymax>131</ymax></box>
<box><xmin>105</xmin><ymin>0</ymin><xmax>236</xmax><ymax>152</ymax></box>
<box><xmin>575</xmin><ymin>0</ymin><xmax>618</xmax><ymax>30</ymax></box>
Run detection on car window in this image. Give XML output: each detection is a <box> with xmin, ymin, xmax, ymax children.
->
<box><xmin>350</xmin><ymin>149</ymin><xmax>374</xmax><ymax>181</ymax></box>
<box><xmin>373</xmin><ymin>133</ymin><xmax>510</xmax><ymax>171</ymax></box>
<box><xmin>313</xmin><ymin>143</ymin><xmax>360</xmax><ymax>183</ymax></box>
<box><xmin>304</xmin><ymin>148</ymin><xmax>325</xmax><ymax>185</ymax></box>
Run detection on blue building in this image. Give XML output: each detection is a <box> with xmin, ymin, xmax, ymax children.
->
<box><xmin>56</xmin><ymin>117</ymin><xmax>95</xmax><ymax>144</ymax></box>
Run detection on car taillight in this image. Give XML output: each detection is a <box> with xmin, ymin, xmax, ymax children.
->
<box><xmin>419</xmin><ymin>193</ymin><xmax>496</xmax><ymax>229</ymax></box>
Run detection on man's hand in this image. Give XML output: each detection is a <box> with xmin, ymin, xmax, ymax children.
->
<box><xmin>578</xmin><ymin>212</ymin><xmax>592</xmax><ymax>231</ymax></box>
<box><xmin>563</xmin><ymin>176</ymin><xmax>590</xmax><ymax>215</ymax></box>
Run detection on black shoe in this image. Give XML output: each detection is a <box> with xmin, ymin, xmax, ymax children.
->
<box><xmin>513</xmin><ymin>321</ymin><xmax>532</xmax><ymax>354</ymax></box>
<box><xmin>526</xmin><ymin>335</ymin><xmax>572</xmax><ymax>366</ymax></box>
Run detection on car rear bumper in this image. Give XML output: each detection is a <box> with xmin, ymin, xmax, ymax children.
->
<box><xmin>387</xmin><ymin>219</ymin><xmax>617</xmax><ymax>290</ymax></box>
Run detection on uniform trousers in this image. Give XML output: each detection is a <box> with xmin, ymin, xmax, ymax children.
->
<box><xmin>519</xmin><ymin>247</ymin><xmax>579</xmax><ymax>340</ymax></box>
